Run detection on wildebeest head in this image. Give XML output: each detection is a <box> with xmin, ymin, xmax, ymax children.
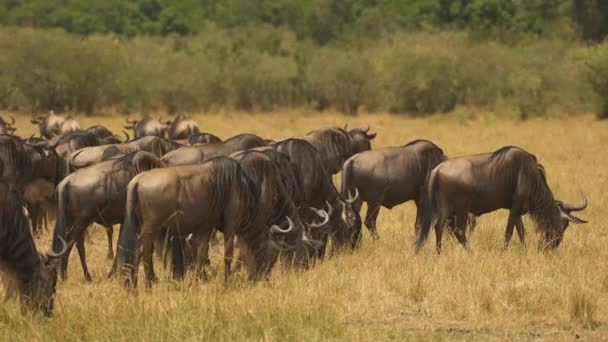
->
<box><xmin>2</xmin><ymin>192</ymin><xmax>67</xmax><ymax>316</ymax></box>
<box><xmin>332</xmin><ymin>189</ymin><xmax>363</xmax><ymax>250</ymax></box>
<box><xmin>269</xmin><ymin>209</ymin><xmax>330</xmax><ymax>268</ymax></box>
<box><xmin>347</xmin><ymin>125</ymin><xmax>376</xmax><ymax>154</ymax></box>
<box><xmin>30</xmin><ymin>111</ymin><xmax>65</xmax><ymax>139</ymax></box>
<box><xmin>0</xmin><ymin>115</ymin><xmax>16</xmax><ymax>135</ymax></box>
<box><xmin>541</xmin><ymin>192</ymin><xmax>588</xmax><ymax>249</ymax></box>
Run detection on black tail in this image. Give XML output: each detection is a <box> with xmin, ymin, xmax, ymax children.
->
<box><xmin>119</xmin><ymin>182</ymin><xmax>139</xmax><ymax>287</ymax></box>
<box><xmin>415</xmin><ymin>169</ymin><xmax>440</xmax><ymax>252</ymax></box>
<box><xmin>52</xmin><ymin>182</ymin><xmax>69</xmax><ymax>253</ymax></box>
<box><xmin>170</xmin><ymin>236</ymin><xmax>186</xmax><ymax>281</ymax></box>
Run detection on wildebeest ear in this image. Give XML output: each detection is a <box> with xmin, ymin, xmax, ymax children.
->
<box><xmin>366</xmin><ymin>132</ymin><xmax>377</xmax><ymax>140</ymax></box>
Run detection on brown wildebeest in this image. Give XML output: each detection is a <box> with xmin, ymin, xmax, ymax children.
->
<box><xmin>51</xmin><ymin>151</ymin><xmax>165</xmax><ymax>282</ymax></box>
<box><xmin>166</xmin><ymin>113</ymin><xmax>200</xmax><ymax>140</ymax></box>
<box><xmin>273</xmin><ymin>138</ymin><xmax>361</xmax><ymax>255</ymax></box>
<box><xmin>416</xmin><ymin>146</ymin><xmax>588</xmax><ymax>253</ymax></box>
<box><xmin>299</xmin><ymin>126</ymin><xmax>377</xmax><ymax>175</ymax></box>
<box><xmin>124</xmin><ymin>115</ymin><xmax>167</xmax><ymax>139</ymax></box>
<box><xmin>68</xmin><ymin>136</ymin><xmax>173</xmax><ymax>170</ymax></box>
<box><xmin>0</xmin><ymin>136</ymin><xmax>65</xmax><ymax>236</ymax></box>
<box><xmin>59</xmin><ymin>117</ymin><xmax>81</xmax><ymax>135</ymax></box>
<box><xmin>341</xmin><ymin>139</ymin><xmax>447</xmax><ymax>239</ymax></box>
<box><xmin>31</xmin><ymin>111</ymin><xmax>65</xmax><ymax>139</ymax></box>
<box><xmin>0</xmin><ymin>181</ymin><xmax>67</xmax><ymax>316</ymax></box>
<box><xmin>161</xmin><ymin>133</ymin><xmax>267</xmax><ymax>166</ymax></box>
<box><xmin>118</xmin><ymin>157</ymin><xmax>324</xmax><ymax>288</ymax></box>
<box><xmin>0</xmin><ymin>115</ymin><xmax>16</xmax><ymax>135</ymax></box>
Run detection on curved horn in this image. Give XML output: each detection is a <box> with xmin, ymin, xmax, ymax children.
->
<box><xmin>9</xmin><ymin>116</ymin><xmax>15</xmax><ymax>125</ymax></box>
<box><xmin>324</xmin><ymin>200</ymin><xmax>333</xmax><ymax>217</ymax></box>
<box><xmin>363</xmin><ymin>125</ymin><xmax>370</xmax><ymax>133</ymax></box>
<box><xmin>343</xmin><ymin>124</ymin><xmax>348</xmax><ymax>131</ymax></box>
<box><xmin>343</xmin><ymin>188</ymin><xmax>359</xmax><ymax>204</ymax></box>
<box><xmin>122</xmin><ymin>130</ymin><xmax>130</xmax><ymax>142</ymax></box>
<box><xmin>309</xmin><ymin>207</ymin><xmax>330</xmax><ymax>228</ymax></box>
<box><xmin>559</xmin><ymin>192</ymin><xmax>588</xmax><ymax>212</ymax></box>
<box><xmin>270</xmin><ymin>216</ymin><xmax>295</xmax><ymax>235</ymax></box>
<box><xmin>47</xmin><ymin>236</ymin><xmax>68</xmax><ymax>258</ymax></box>
<box><xmin>125</xmin><ymin>117</ymin><xmax>137</xmax><ymax>125</ymax></box>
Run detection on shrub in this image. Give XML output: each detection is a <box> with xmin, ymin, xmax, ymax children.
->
<box><xmin>586</xmin><ymin>42</ymin><xmax>608</xmax><ymax>119</ymax></box>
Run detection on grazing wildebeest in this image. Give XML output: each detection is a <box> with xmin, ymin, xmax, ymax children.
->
<box><xmin>161</xmin><ymin>133</ymin><xmax>267</xmax><ymax>166</ymax></box>
<box><xmin>416</xmin><ymin>146</ymin><xmax>589</xmax><ymax>253</ymax></box>
<box><xmin>124</xmin><ymin>115</ymin><xmax>167</xmax><ymax>139</ymax></box>
<box><xmin>299</xmin><ymin>126</ymin><xmax>377</xmax><ymax>175</ymax></box>
<box><xmin>228</xmin><ymin>150</ymin><xmax>327</xmax><ymax>271</ymax></box>
<box><xmin>119</xmin><ymin>157</ymin><xmax>325</xmax><ymax>288</ymax></box>
<box><xmin>51</xmin><ymin>151</ymin><xmax>166</xmax><ymax>282</ymax></box>
<box><xmin>167</xmin><ymin>113</ymin><xmax>200</xmax><ymax>140</ymax></box>
<box><xmin>68</xmin><ymin>136</ymin><xmax>173</xmax><ymax>170</ymax></box>
<box><xmin>0</xmin><ymin>116</ymin><xmax>16</xmax><ymax>135</ymax></box>
<box><xmin>341</xmin><ymin>140</ymin><xmax>446</xmax><ymax>239</ymax></box>
<box><xmin>0</xmin><ymin>136</ymin><xmax>65</xmax><ymax>234</ymax></box>
<box><xmin>31</xmin><ymin>111</ymin><xmax>65</xmax><ymax>139</ymax></box>
<box><xmin>274</xmin><ymin>138</ymin><xmax>362</xmax><ymax>255</ymax></box>
<box><xmin>0</xmin><ymin>182</ymin><xmax>67</xmax><ymax>316</ymax></box>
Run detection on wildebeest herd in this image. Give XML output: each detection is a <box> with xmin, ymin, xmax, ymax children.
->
<box><xmin>0</xmin><ymin>112</ymin><xmax>588</xmax><ymax>316</ymax></box>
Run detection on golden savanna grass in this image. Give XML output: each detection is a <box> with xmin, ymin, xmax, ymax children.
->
<box><xmin>1</xmin><ymin>111</ymin><xmax>608</xmax><ymax>341</ymax></box>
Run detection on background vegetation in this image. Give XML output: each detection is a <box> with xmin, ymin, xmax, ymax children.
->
<box><xmin>0</xmin><ymin>0</ymin><xmax>608</xmax><ymax>117</ymax></box>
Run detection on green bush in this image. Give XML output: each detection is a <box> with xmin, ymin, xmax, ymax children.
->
<box><xmin>306</xmin><ymin>48</ymin><xmax>372</xmax><ymax>115</ymax></box>
<box><xmin>586</xmin><ymin>43</ymin><xmax>608</xmax><ymax>119</ymax></box>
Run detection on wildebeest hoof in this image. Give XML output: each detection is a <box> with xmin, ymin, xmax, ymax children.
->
<box><xmin>370</xmin><ymin>232</ymin><xmax>380</xmax><ymax>240</ymax></box>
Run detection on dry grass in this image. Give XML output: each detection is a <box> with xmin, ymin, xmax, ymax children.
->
<box><xmin>1</xmin><ymin>111</ymin><xmax>608</xmax><ymax>341</ymax></box>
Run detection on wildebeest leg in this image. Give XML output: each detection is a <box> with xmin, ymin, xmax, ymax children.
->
<box><xmin>503</xmin><ymin>212</ymin><xmax>520</xmax><ymax>249</ymax></box>
<box><xmin>514</xmin><ymin>216</ymin><xmax>525</xmax><ymax>247</ymax></box>
<box><xmin>139</xmin><ymin>231</ymin><xmax>156</xmax><ymax>289</ymax></box>
<box><xmin>453</xmin><ymin>212</ymin><xmax>470</xmax><ymax>251</ymax></box>
<box><xmin>194</xmin><ymin>230</ymin><xmax>213</xmax><ymax>282</ymax></box>
<box><xmin>434</xmin><ymin>215</ymin><xmax>447</xmax><ymax>254</ymax></box>
<box><xmin>75</xmin><ymin>232</ymin><xmax>93</xmax><ymax>282</ymax></box>
<box><xmin>224</xmin><ymin>231</ymin><xmax>235</xmax><ymax>282</ymax></box>
<box><xmin>104</xmin><ymin>225</ymin><xmax>114</xmax><ymax>260</ymax></box>
<box><xmin>364</xmin><ymin>201</ymin><xmax>381</xmax><ymax>239</ymax></box>
<box><xmin>107</xmin><ymin>223</ymin><xmax>123</xmax><ymax>278</ymax></box>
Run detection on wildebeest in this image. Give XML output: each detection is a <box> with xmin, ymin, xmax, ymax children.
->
<box><xmin>161</xmin><ymin>133</ymin><xmax>267</xmax><ymax>166</ymax></box>
<box><xmin>416</xmin><ymin>146</ymin><xmax>588</xmax><ymax>253</ymax></box>
<box><xmin>51</xmin><ymin>130</ymin><xmax>123</xmax><ymax>160</ymax></box>
<box><xmin>84</xmin><ymin>125</ymin><xmax>124</xmax><ymax>144</ymax></box>
<box><xmin>68</xmin><ymin>136</ymin><xmax>173</xmax><ymax>170</ymax></box>
<box><xmin>299</xmin><ymin>126</ymin><xmax>377</xmax><ymax>175</ymax></box>
<box><xmin>0</xmin><ymin>181</ymin><xmax>67</xmax><ymax>316</ymax></box>
<box><xmin>274</xmin><ymin>138</ymin><xmax>362</xmax><ymax>255</ymax></box>
<box><xmin>119</xmin><ymin>157</ymin><xmax>324</xmax><ymax>288</ymax></box>
<box><xmin>51</xmin><ymin>151</ymin><xmax>166</xmax><ymax>282</ymax></box>
<box><xmin>166</xmin><ymin>113</ymin><xmax>200</xmax><ymax>140</ymax></box>
<box><xmin>124</xmin><ymin>115</ymin><xmax>167</xmax><ymax>139</ymax></box>
<box><xmin>0</xmin><ymin>116</ymin><xmax>16</xmax><ymax>135</ymax></box>
<box><xmin>341</xmin><ymin>140</ymin><xmax>446</xmax><ymax>239</ymax></box>
<box><xmin>59</xmin><ymin>117</ymin><xmax>81</xmax><ymax>135</ymax></box>
<box><xmin>31</xmin><ymin>111</ymin><xmax>65</xmax><ymax>139</ymax></box>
